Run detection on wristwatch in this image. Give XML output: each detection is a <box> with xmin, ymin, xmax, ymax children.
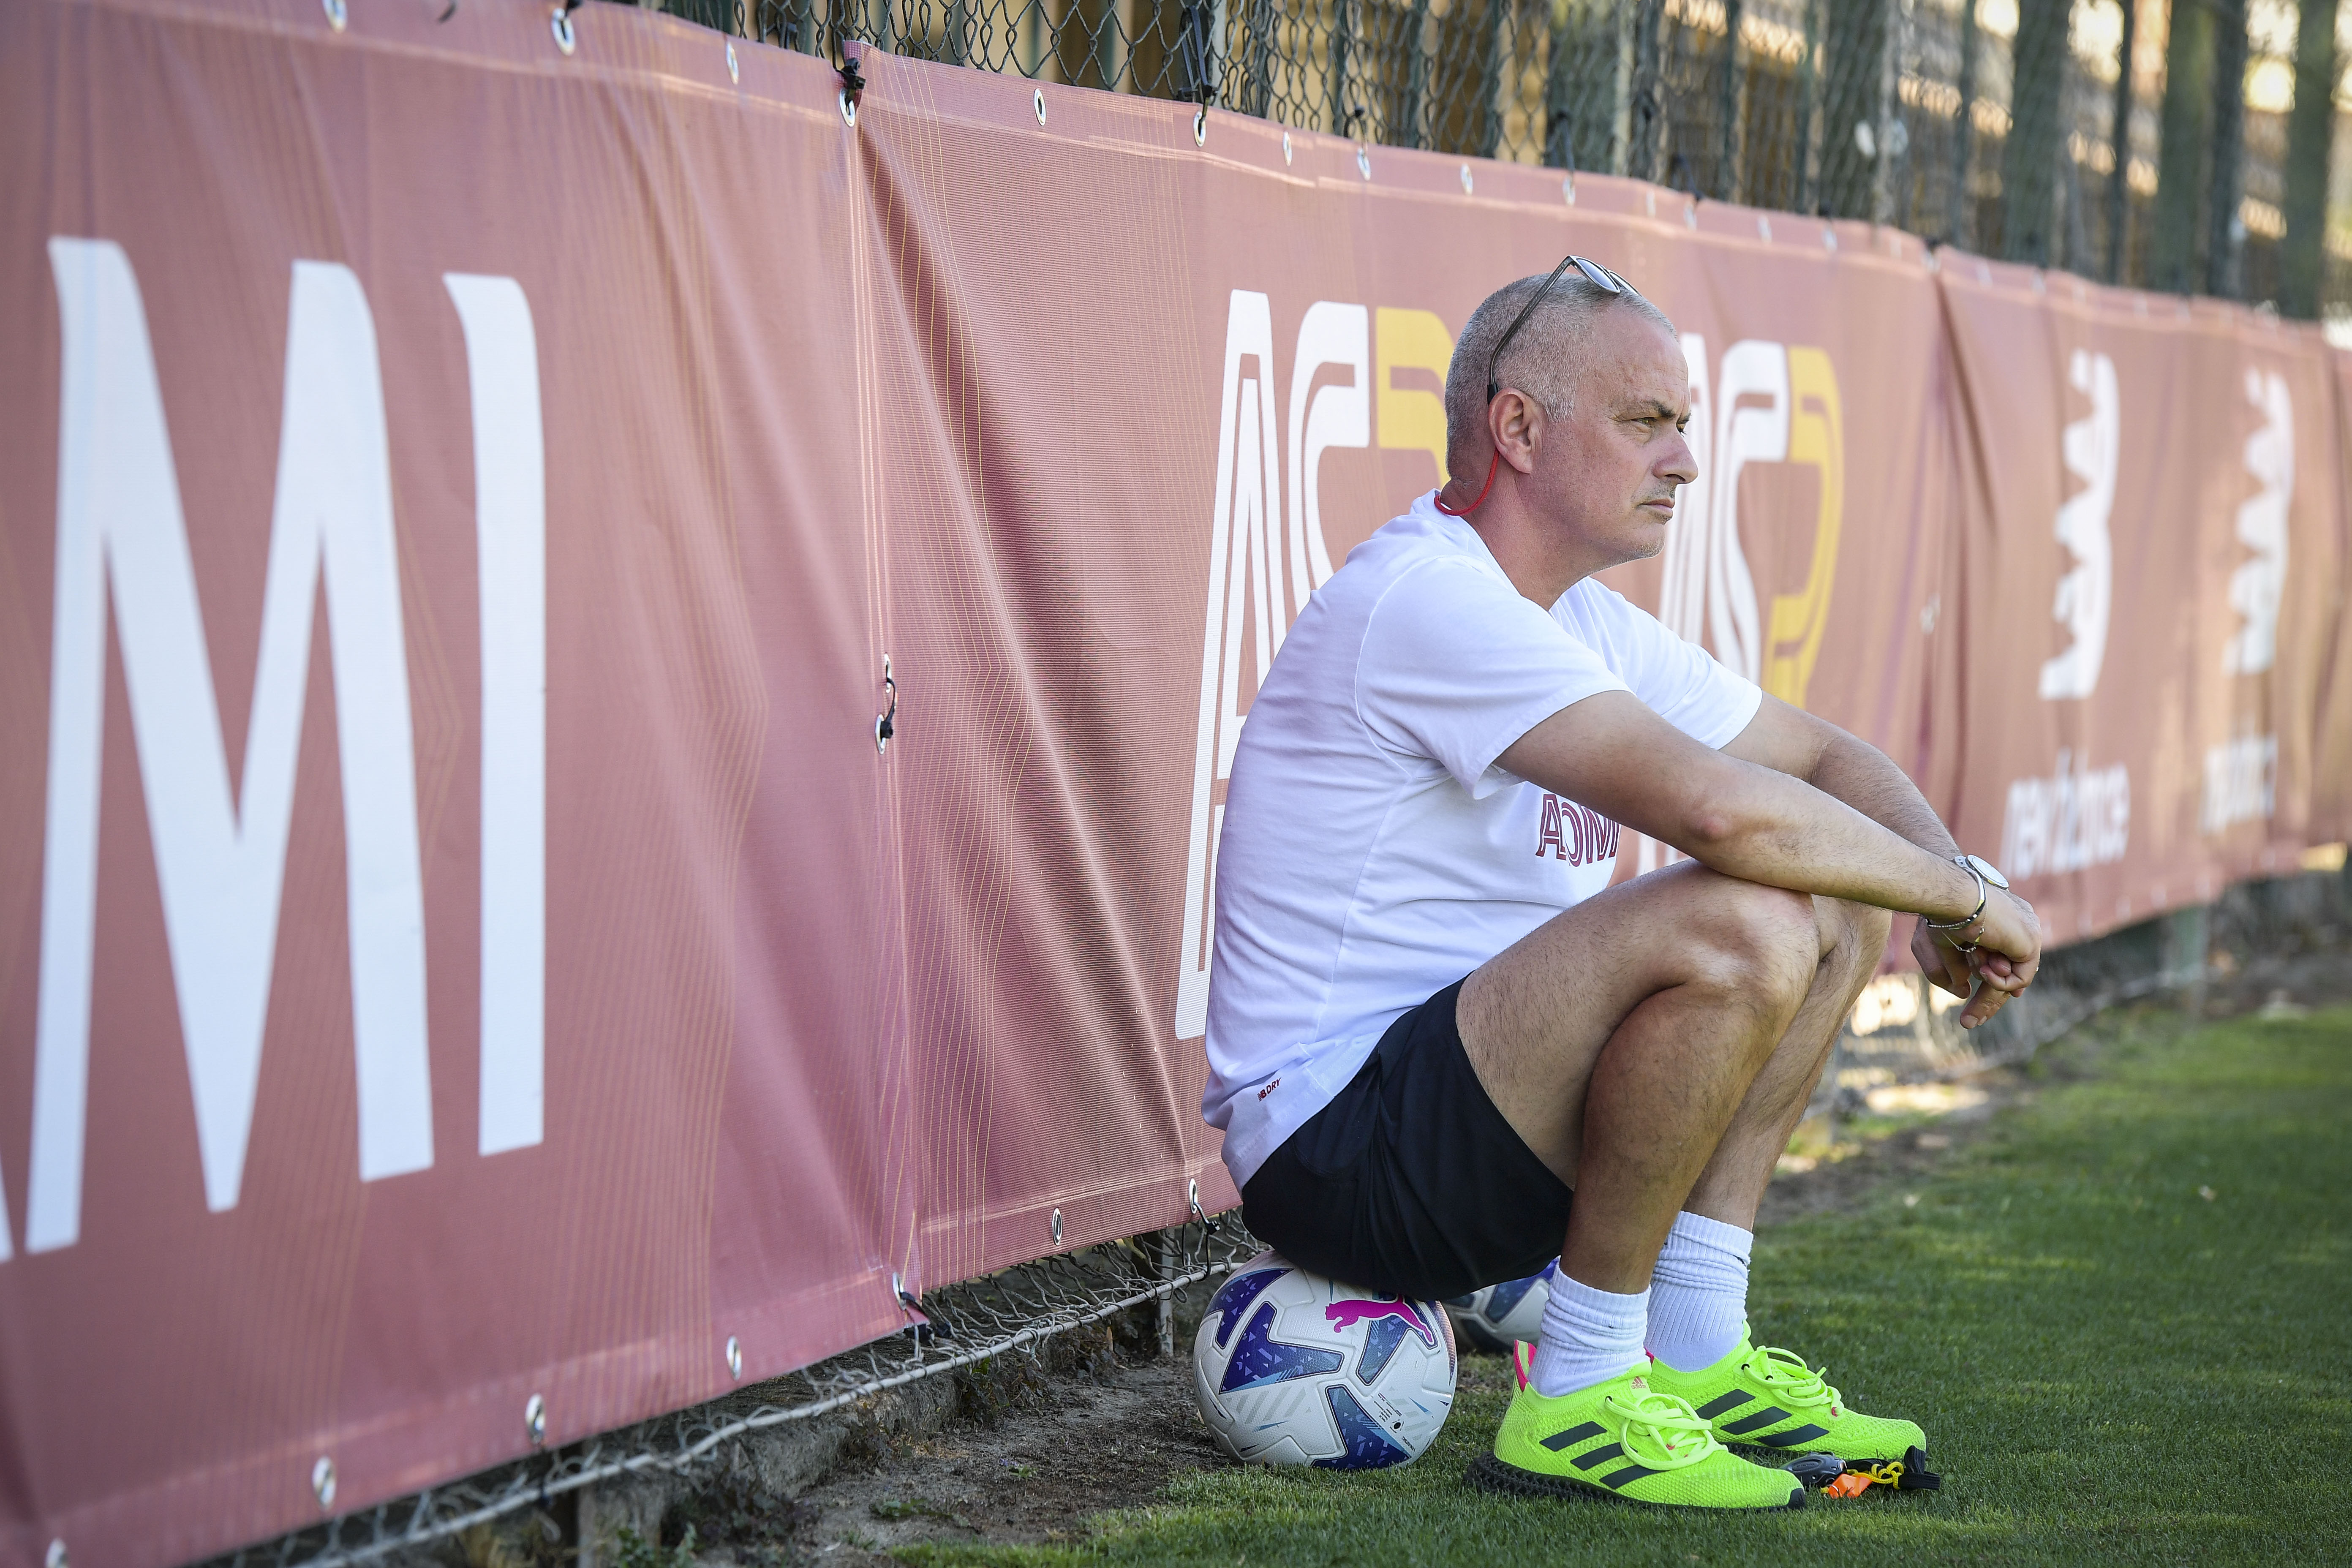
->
<box><xmin>1925</xmin><ymin>854</ymin><xmax>2008</xmax><ymax>945</ymax></box>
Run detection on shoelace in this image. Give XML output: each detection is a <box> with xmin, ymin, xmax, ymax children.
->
<box><xmin>1744</xmin><ymin>1344</ymin><xmax>1845</xmax><ymax>1419</ymax></box>
<box><xmin>1604</xmin><ymin>1387</ymin><xmax>1726</xmax><ymax>1472</ymax></box>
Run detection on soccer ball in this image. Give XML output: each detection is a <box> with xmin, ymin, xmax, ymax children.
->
<box><xmin>1444</xmin><ymin>1261</ymin><xmax>1555</xmax><ymax>1354</ymax></box>
<box><xmin>1190</xmin><ymin>1252</ymin><xmax>1456</xmax><ymax>1469</ymax></box>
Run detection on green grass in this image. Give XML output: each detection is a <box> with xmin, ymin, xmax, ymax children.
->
<box><xmin>906</xmin><ymin>1007</ymin><xmax>2352</xmax><ymax>1566</ymax></box>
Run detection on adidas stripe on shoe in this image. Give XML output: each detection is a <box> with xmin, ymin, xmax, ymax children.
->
<box><xmin>1644</xmin><ymin>1327</ymin><xmax>1927</xmax><ymax>1468</ymax></box>
<box><xmin>1470</xmin><ymin>1364</ymin><xmax>1803</xmax><ymax>1511</ymax></box>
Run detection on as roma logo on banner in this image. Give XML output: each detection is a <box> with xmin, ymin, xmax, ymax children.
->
<box><xmin>1171</xmin><ymin>289</ymin><xmax>1463</xmax><ymax>1040</ymax></box>
<box><xmin>1167</xmin><ymin>290</ymin><xmax>1852</xmax><ymax>1037</ymax></box>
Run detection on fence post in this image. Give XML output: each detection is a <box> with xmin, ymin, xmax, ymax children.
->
<box><xmin>2281</xmin><ymin>0</ymin><xmax>2341</xmax><ymax>317</ymax></box>
<box><xmin>1869</xmin><ymin>0</ymin><xmax>1900</xmax><ymax>225</ymax></box>
<box><xmin>1544</xmin><ymin>1</ymin><xmax>1577</xmax><ymax>169</ymax></box>
<box><xmin>1613</xmin><ymin>0</ymin><xmax>1636</xmax><ymax>175</ymax></box>
<box><xmin>2151</xmin><ymin>0</ymin><xmax>2213</xmax><ymax>293</ymax></box>
<box><xmin>1328</xmin><ymin>0</ymin><xmax>1356</xmax><ymax>135</ymax></box>
<box><xmin>1797</xmin><ymin>0</ymin><xmax>1820</xmax><ymax>210</ymax></box>
<box><xmin>1629</xmin><ymin>0</ymin><xmax>1663</xmax><ymax>181</ymax></box>
<box><xmin>1950</xmin><ymin>0</ymin><xmax>1976</xmax><ymax>245</ymax></box>
<box><xmin>1718</xmin><ymin>0</ymin><xmax>1744</xmax><ymax>199</ymax></box>
<box><xmin>1821</xmin><ymin>0</ymin><xmax>1886</xmax><ymax>217</ymax></box>
<box><xmin>1479</xmin><ymin>0</ymin><xmax>1513</xmax><ymax>159</ymax></box>
<box><xmin>2001</xmin><ymin>0</ymin><xmax>2067</xmax><ymax>263</ymax></box>
<box><xmin>1402</xmin><ymin>0</ymin><xmax>1433</xmax><ymax>149</ymax></box>
<box><xmin>2103</xmin><ymin>0</ymin><xmax>2137</xmax><ymax>281</ymax></box>
<box><xmin>2205</xmin><ymin>0</ymin><xmax>2248</xmax><ymax>297</ymax></box>
<box><xmin>2163</xmin><ymin>905</ymin><xmax>2211</xmax><ymax>1012</ymax></box>
<box><xmin>1156</xmin><ymin>1230</ymin><xmax>1176</xmax><ymax>1357</ymax></box>
<box><xmin>1241</xmin><ymin>0</ymin><xmax>1275</xmax><ymax>115</ymax></box>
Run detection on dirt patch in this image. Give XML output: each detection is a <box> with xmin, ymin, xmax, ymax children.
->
<box><xmin>781</xmin><ymin>1354</ymin><xmax>1220</xmax><ymax>1560</ymax></box>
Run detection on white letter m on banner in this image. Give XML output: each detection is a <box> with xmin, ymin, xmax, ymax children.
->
<box><xmin>19</xmin><ymin>241</ymin><xmax>435</xmax><ymax>1255</ymax></box>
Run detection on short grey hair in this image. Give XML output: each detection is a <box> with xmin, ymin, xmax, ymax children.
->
<box><xmin>1443</xmin><ymin>271</ymin><xmax>1677</xmax><ymax>473</ymax></box>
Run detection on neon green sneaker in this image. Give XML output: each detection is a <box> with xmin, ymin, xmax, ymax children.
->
<box><xmin>1470</xmin><ymin>1364</ymin><xmax>1804</xmax><ymax>1510</ymax></box>
<box><xmin>1644</xmin><ymin>1327</ymin><xmax>1926</xmax><ymax>1467</ymax></box>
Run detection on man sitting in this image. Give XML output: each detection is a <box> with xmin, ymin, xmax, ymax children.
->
<box><xmin>1201</xmin><ymin>260</ymin><xmax>2040</xmax><ymax>1510</ymax></box>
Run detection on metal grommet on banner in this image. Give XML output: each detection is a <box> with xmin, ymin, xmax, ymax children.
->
<box><xmin>312</xmin><ymin>1457</ymin><xmax>338</xmax><ymax>1511</ymax></box>
<box><xmin>1193</xmin><ymin>108</ymin><xmax>1207</xmax><ymax>147</ymax></box>
<box><xmin>1282</xmin><ymin>130</ymin><xmax>1292</xmax><ymax>166</ymax></box>
<box><xmin>1051</xmin><ymin>1208</ymin><xmax>1064</xmax><ymax>1247</ymax></box>
<box><xmin>1358</xmin><ymin>144</ymin><xmax>1372</xmax><ymax>180</ymax></box>
<box><xmin>838</xmin><ymin>45</ymin><xmax>864</xmax><ymax>128</ymax></box>
<box><xmin>727</xmin><ymin>40</ymin><xmax>738</xmax><ymax>83</ymax></box>
<box><xmin>550</xmin><ymin>3</ymin><xmax>575</xmax><ymax>55</ymax></box>
<box><xmin>1459</xmin><ymin>163</ymin><xmax>1473</xmax><ymax>195</ymax></box>
<box><xmin>1034</xmin><ymin>88</ymin><xmax>1048</xmax><ymax>125</ymax></box>
<box><xmin>525</xmin><ymin>1394</ymin><xmax>548</xmax><ymax>1447</ymax></box>
<box><xmin>323</xmin><ymin>0</ymin><xmax>346</xmax><ymax>30</ymax></box>
<box><xmin>725</xmin><ymin>1335</ymin><xmax>743</xmax><ymax>1380</ymax></box>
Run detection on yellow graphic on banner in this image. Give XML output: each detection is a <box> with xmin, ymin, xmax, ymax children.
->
<box><xmin>1763</xmin><ymin>346</ymin><xmax>1843</xmax><ymax>710</ymax></box>
<box><xmin>1375</xmin><ymin>307</ymin><xmax>1452</xmax><ymax>484</ymax></box>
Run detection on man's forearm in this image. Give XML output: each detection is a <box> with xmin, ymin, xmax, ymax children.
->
<box><xmin>1806</xmin><ymin>732</ymin><xmax>1959</xmax><ymax>863</ymax></box>
<box><xmin>1680</xmin><ymin>764</ymin><xmax>1982</xmax><ymax>922</ymax></box>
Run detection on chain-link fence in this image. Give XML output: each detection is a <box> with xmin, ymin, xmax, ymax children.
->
<box><xmin>643</xmin><ymin>0</ymin><xmax>2352</xmax><ymax>318</ymax></box>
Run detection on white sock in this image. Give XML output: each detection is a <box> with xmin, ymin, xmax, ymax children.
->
<box><xmin>1528</xmin><ymin>1272</ymin><xmax>1650</xmax><ymax>1397</ymax></box>
<box><xmin>1645</xmin><ymin>1210</ymin><xmax>1753</xmax><ymax>1373</ymax></box>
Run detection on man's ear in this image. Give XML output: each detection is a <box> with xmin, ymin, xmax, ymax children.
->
<box><xmin>1490</xmin><ymin>389</ymin><xmax>1544</xmax><ymax>475</ymax></box>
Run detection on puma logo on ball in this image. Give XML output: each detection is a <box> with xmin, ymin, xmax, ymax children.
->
<box><xmin>1325</xmin><ymin>1297</ymin><xmax>1438</xmax><ymax>1347</ymax></box>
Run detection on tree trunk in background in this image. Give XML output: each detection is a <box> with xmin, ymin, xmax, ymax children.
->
<box><xmin>2280</xmin><ymin>0</ymin><xmax>2340</xmax><ymax>317</ymax></box>
<box><xmin>1820</xmin><ymin>0</ymin><xmax>1888</xmax><ymax>217</ymax></box>
<box><xmin>2205</xmin><ymin>0</ymin><xmax>2248</xmax><ymax>297</ymax></box>
<box><xmin>2003</xmin><ymin>0</ymin><xmax>2070</xmax><ymax>263</ymax></box>
<box><xmin>2104</xmin><ymin>0</ymin><xmax>2138</xmax><ymax>281</ymax></box>
<box><xmin>2151</xmin><ymin>0</ymin><xmax>2213</xmax><ymax>293</ymax></box>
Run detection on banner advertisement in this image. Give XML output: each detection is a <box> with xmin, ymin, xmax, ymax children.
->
<box><xmin>0</xmin><ymin>3</ymin><xmax>2343</xmax><ymax>1562</ymax></box>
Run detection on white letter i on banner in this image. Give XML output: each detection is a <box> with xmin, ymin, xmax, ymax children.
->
<box><xmin>445</xmin><ymin>275</ymin><xmax>548</xmax><ymax>1156</ymax></box>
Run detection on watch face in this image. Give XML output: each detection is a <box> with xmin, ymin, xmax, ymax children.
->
<box><xmin>1963</xmin><ymin>854</ymin><xmax>2010</xmax><ymax>890</ymax></box>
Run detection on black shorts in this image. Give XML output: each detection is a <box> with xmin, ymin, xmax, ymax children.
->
<box><xmin>1239</xmin><ymin>979</ymin><xmax>1575</xmax><ymax>1302</ymax></box>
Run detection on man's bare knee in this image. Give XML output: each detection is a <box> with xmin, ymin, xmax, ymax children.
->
<box><xmin>1817</xmin><ymin>898</ymin><xmax>1893</xmax><ymax>989</ymax></box>
<box><xmin>1689</xmin><ymin>877</ymin><xmax>1818</xmax><ymax>1010</ymax></box>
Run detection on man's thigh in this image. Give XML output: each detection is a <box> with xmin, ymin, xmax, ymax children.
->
<box><xmin>1456</xmin><ymin>861</ymin><xmax>1825</xmax><ymax>1178</ymax></box>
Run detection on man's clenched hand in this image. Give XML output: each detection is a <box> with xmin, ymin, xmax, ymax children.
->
<box><xmin>1912</xmin><ymin>888</ymin><xmax>2042</xmax><ymax>1029</ymax></box>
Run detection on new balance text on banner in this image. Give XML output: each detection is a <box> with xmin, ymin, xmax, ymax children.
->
<box><xmin>0</xmin><ymin>2</ymin><xmax>2346</xmax><ymax>1563</ymax></box>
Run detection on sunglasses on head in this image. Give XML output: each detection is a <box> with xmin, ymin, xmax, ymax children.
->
<box><xmin>1484</xmin><ymin>255</ymin><xmax>1639</xmax><ymax>402</ymax></box>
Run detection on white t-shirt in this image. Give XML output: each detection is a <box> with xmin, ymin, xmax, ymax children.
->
<box><xmin>1202</xmin><ymin>493</ymin><xmax>1763</xmax><ymax>1190</ymax></box>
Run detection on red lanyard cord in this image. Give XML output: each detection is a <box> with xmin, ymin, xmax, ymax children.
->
<box><xmin>1433</xmin><ymin>449</ymin><xmax>1501</xmax><ymax>517</ymax></box>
